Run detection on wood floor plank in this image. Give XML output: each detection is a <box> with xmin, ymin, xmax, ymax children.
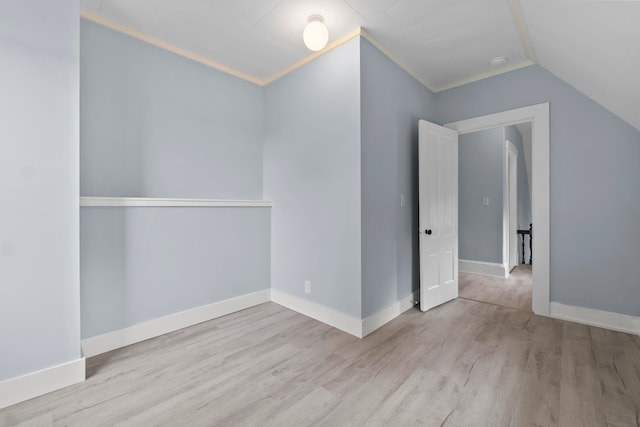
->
<box><xmin>1</xmin><ymin>299</ymin><xmax>639</xmax><ymax>427</ymax></box>
<box><xmin>512</xmin><ymin>315</ymin><xmax>563</xmax><ymax>426</ymax></box>
<box><xmin>559</xmin><ymin>322</ymin><xmax>607</xmax><ymax>427</ymax></box>
<box><xmin>265</xmin><ymin>386</ymin><xmax>340</xmax><ymax>427</ymax></box>
<box><xmin>590</xmin><ymin>327</ymin><xmax>640</xmax><ymax>427</ymax></box>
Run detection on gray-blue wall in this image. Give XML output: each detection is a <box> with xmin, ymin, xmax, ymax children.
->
<box><xmin>360</xmin><ymin>38</ymin><xmax>437</xmax><ymax>317</ymax></box>
<box><xmin>435</xmin><ymin>65</ymin><xmax>640</xmax><ymax>316</ymax></box>
<box><xmin>458</xmin><ymin>127</ymin><xmax>505</xmax><ymax>264</ymax></box>
<box><xmin>0</xmin><ymin>0</ymin><xmax>81</xmax><ymax>381</ymax></box>
<box><xmin>458</xmin><ymin>125</ymin><xmax>532</xmax><ymax>265</ymax></box>
<box><xmin>80</xmin><ymin>21</ymin><xmax>270</xmax><ymax>339</ymax></box>
<box><xmin>80</xmin><ymin>207</ymin><xmax>270</xmax><ymax>338</ymax></box>
<box><xmin>264</xmin><ymin>38</ymin><xmax>362</xmax><ymax>318</ymax></box>
<box><xmin>80</xmin><ymin>20</ymin><xmax>264</xmax><ymax>199</ymax></box>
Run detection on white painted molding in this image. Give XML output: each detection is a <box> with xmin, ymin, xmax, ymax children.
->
<box><xmin>0</xmin><ymin>358</ymin><xmax>85</xmax><ymax>410</ymax></box>
<box><xmin>459</xmin><ymin>259</ymin><xmax>507</xmax><ymax>278</ymax></box>
<box><xmin>82</xmin><ymin>9</ymin><xmax>537</xmax><ymax>96</ymax></box>
<box><xmin>550</xmin><ymin>302</ymin><xmax>640</xmax><ymax>336</ymax></box>
<box><xmin>271</xmin><ymin>289</ymin><xmax>418</xmax><ymax>339</ymax></box>
<box><xmin>435</xmin><ymin>60</ymin><xmax>534</xmax><ymax>93</ymax></box>
<box><xmin>80</xmin><ymin>197</ymin><xmax>272</xmax><ymax>208</ymax></box>
<box><xmin>504</xmin><ymin>140</ymin><xmax>519</xmax><ymax>273</ymax></box>
<box><xmin>80</xmin><ymin>10</ymin><xmax>263</xmax><ymax>85</ymax></box>
<box><xmin>503</xmin><ymin>134</ymin><xmax>510</xmax><ymax>275</ymax></box>
<box><xmin>270</xmin><ymin>289</ymin><xmax>362</xmax><ymax>338</ymax></box>
<box><xmin>82</xmin><ymin>289</ymin><xmax>271</xmax><ymax>357</ymax></box>
<box><xmin>263</xmin><ymin>28</ymin><xmax>362</xmax><ymax>85</ymax></box>
<box><xmin>446</xmin><ymin>103</ymin><xmax>550</xmax><ymax>316</ymax></box>
<box><xmin>362</xmin><ymin>291</ymin><xmax>419</xmax><ymax>337</ymax></box>
<box><xmin>359</xmin><ymin>29</ymin><xmax>436</xmax><ymax>92</ymax></box>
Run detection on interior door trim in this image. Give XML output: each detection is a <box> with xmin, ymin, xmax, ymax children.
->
<box><xmin>445</xmin><ymin>103</ymin><xmax>550</xmax><ymax>316</ymax></box>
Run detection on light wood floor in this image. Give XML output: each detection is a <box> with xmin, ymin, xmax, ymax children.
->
<box><xmin>459</xmin><ymin>265</ymin><xmax>533</xmax><ymax>312</ymax></box>
<box><xmin>2</xmin><ymin>298</ymin><xmax>639</xmax><ymax>426</ymax></box>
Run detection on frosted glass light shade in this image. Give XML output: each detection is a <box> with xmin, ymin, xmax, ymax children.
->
<box><xmin>303</xmin><ymin>16</ymin><xmax>328</xmax><ymax>51</ymax></box>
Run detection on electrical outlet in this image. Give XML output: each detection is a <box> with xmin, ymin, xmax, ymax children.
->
<box><xmin>400</xmin><ymin>194</ymin><xmax>406</xmax><ymax>207</ymax></box>
<box><xmin>304</xmin><ymin>280</ymin><xmax>311</xmax><ymax>294</ymax></box>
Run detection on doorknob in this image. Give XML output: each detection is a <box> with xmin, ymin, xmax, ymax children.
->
<box><xmin>425</xmin><ymin>229</ymin><xmax>432</xmax><ymax>235</ymax></box>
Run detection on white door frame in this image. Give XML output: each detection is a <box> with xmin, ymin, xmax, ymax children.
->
<box><xmin>445</xmin><ymin>103</ymin><xmax>550</xmax><ymax>316</ymax></box>
<box><xmin>505</xmin><ymin>140</ymin><xmax>518</xmax><ymax>274</ymax></box>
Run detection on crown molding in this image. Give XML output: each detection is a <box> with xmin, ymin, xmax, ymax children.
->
<box><xmin>262</xmin><ymin>27</ymin><xmax>362</xmax><ymax>85</ymax></box>
<box><xmin>80</xmin><ymin>9</ymin><xmax>264</xmax><ymax>86</ymax></box>
<box><xmin>434</xmin><ymin>59</ymin><xmax>534</xmax><ymax>92</ymax></box>
<box><xmin>81</xmin><ymin>9</ymin><xmax>536</xmax><ymax>94</ymax></box>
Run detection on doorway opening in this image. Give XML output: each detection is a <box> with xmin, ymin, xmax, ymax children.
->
<box><xmin>445</xmin><ymin>104</ymin><xmax>549</xmax><ymax>316</ymax></box>
<box><xmin>454</xmin><ymin>124</ymin><xmax>532</xmax><ymax>311</ymax></box>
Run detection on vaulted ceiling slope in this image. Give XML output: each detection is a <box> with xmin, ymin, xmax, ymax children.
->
<box><xmin>81</xmin><ymin>0</ymin><xmax>640</xmax><ymax>131</ymax></box>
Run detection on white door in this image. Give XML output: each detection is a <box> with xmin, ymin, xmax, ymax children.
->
<box><xmin>419</xmin><ymin>120</ymin><xmax>458</xmax><ymax>312</ymax></box>
<box><xmin>507</xmin><ymin>142</ymin><xmax>518</xmax><ymax>272</ymax></box>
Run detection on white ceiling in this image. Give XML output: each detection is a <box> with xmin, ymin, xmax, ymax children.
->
<box><xmin>521</xmin><ymin>0</ymin><xmax>640</xmax><ymax>132</ymax></box>
<box><xmin>81</xmin><ymin>0</ymin><xmax>640</xmax><ymax>131</ymax></box>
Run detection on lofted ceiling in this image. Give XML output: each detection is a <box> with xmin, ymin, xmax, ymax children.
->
<box><xmin>80</xmin><ymin>0</ymin><xmax>640</xmax><ymax>131</ymax></box>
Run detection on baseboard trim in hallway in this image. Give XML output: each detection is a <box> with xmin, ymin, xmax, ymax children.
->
<box><xmin>361</xmin><ymin>291</ymin><xmax>419</xmax><ymax>337</ymax></box>
<box><xmin>0</xmin><ymin>358</ymin><xmax>85</xmax><ymax>410</ymax></box>
<box><xmin>271</xmin><ymin>289</ymin><xmax>420</xmax><ymax>339</ymax></box>
<box><xmin>81</xmin><ymin>289</ymin><xmax>271</xmax><ymax>357</ymax></box>
<box><xmin>459</xmin><ymin>259</ymin><xmax>507</xmax><ymax>278</ymax></box>
<box><xmin>550</xmin><ymin>302</ymin><xmax>640</xmax><ymax>336</ymax></box>
<box><xmin>270</xmin><ymin>289</ymin><xmax>363</xmax><ymax>337</ymax></box>
<box><xmin>83</xmin><ymin>287</ymin><xmax>418</xmax><ymax>359</ymax></box>
<box><xmin>4</xmin><ymin>299</ymin><xmax>640</xmax><ymax>425</ymax></box>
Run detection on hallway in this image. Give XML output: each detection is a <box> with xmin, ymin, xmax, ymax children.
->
<box><xmin>459</xmin><ymin>265</ymin><xmax>532</xmax><ymax>312</ymax></box>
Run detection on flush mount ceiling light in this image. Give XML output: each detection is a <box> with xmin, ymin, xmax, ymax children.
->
<box><xmin>489</xmin><ymin>56</ymin><xmax>509</xmax><ymax>67</ymax></box>
<box><xmin>303</xmin><ymin>15</ymin><xmax>328</xmax><ymax>51</ymax></box>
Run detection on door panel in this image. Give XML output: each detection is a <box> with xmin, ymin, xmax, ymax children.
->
<box><xmin>424</xmin><ymin>254</ymin><xmax>438</xmax><ymax>289</ymax></box>
<box><xmin>440</xmin><ymin>249</ymin><xmax>454</xmax><ymax>284</ymax></box>
<box><xmin>440</xmin><ymin>138</ymin><xmax>455</xmax><ymax>237</ymax></box>
<box><xmin>419</xmin><ymin>120</ymin><xmax>459</xmax><ymax>312</ymax></box>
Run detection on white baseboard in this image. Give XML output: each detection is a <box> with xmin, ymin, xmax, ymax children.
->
<box><xmin>2</xmin><ymin>287</ymin><xmax>420</xmax><ymax>410</ymax></box>
<box><xmin>270</xmin><ymin>289</ymin><xmax>363</xmax><ymax>338</ymax></box>
<box><xmin>362</xmin><ymin>291</ymin><xmax>419</xmax><ymax>337</ymax></box>
<box><xmin>0</xmin><ymin>358</ymin><xmax>85</xmax><ymax>410</ymax></box>
<box><xmin>82</xmin><ymin>289</ymin><xmax>271</xmax><ymax>357</ymax></box>
<box><xmin>271</xmin><ymin>289</ymin><xmax>419</xmax><ymax>339</ymax></box>
<box><xmin>459</xmin><ymin>259</ymin><xmax>506</xmax><ymax>278</ymax></box>
<box><xmin>550</xmin><ymin>302</ymin><xmax>640</xmax><ymax>336</ymax></box>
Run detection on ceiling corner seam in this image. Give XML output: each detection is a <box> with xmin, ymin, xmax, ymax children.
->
<box><xmin>358</xmin><ymin>28</ymin><xmax>437</xmax><ymax>93</ymax></box>
<box><xmin>507</xmin><ymin>0</ymin><xmax>537</xmax><ymax>63</ymax></box>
